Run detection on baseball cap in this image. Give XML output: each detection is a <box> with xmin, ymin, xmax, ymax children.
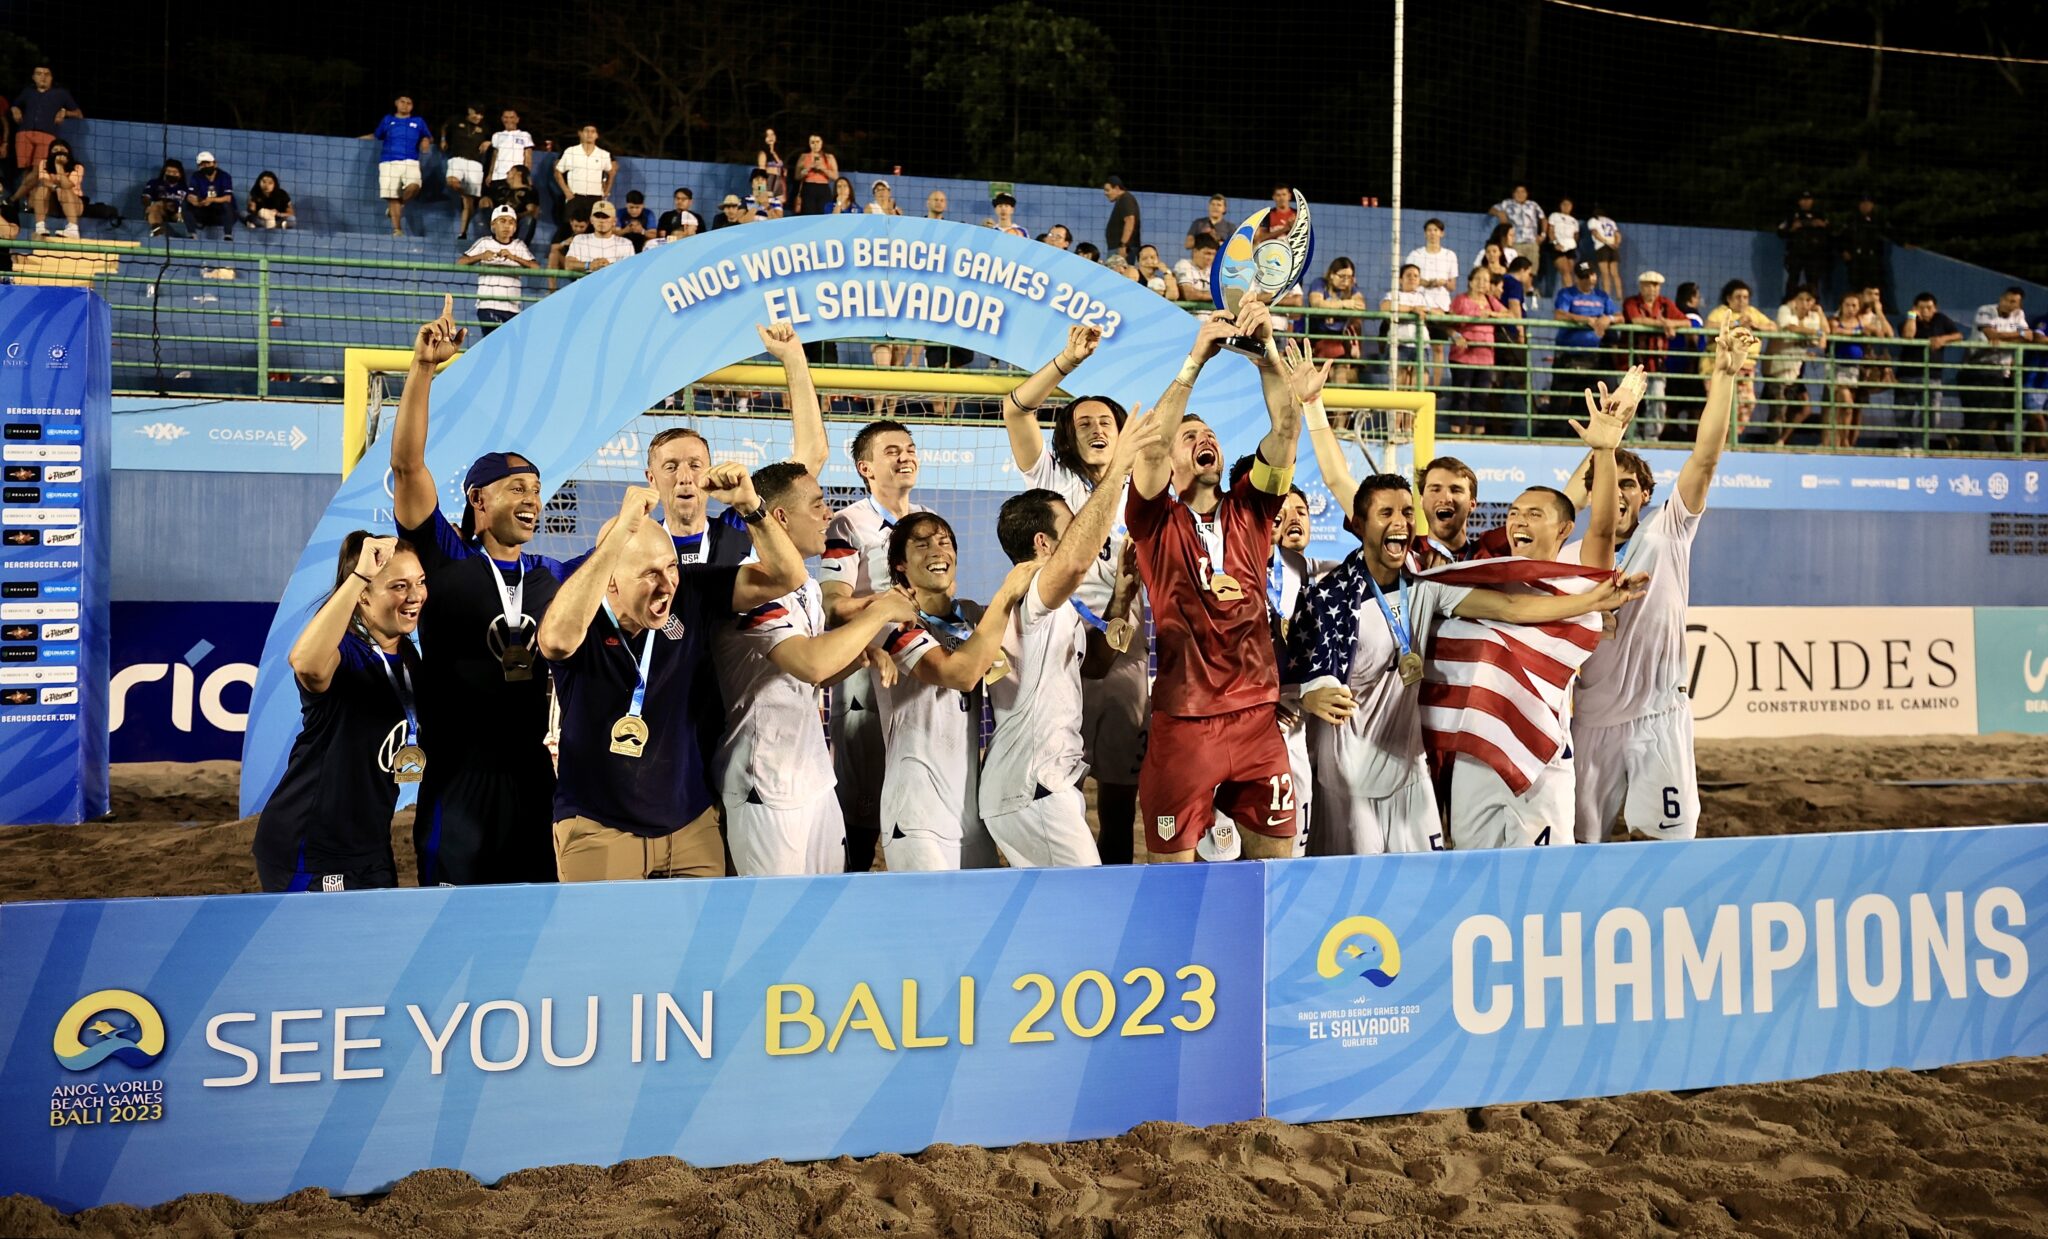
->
<box><xmin>195</xmin><ymin>151</ymin><xmax>215</xmax><ymax>164</ymax></box>
<box><xmin>721</xmin><ymin>194</ymin><xmax>742</xmax><ymax>207</ymax></box>
<box><xmin>490</xmin><ymin>205</ymin><xmax>517</xmax><ymax>221</ymax></box>
<box><xmin>1637</xmin><ymin>270</ymin><xmax>1665</xmax><ymax>284</ymax></box>
<box><xmin>871</xmin><ymin>178</ymin><xmax>891</xmax><ymax>192</ymax></box>
<box><xmin>588</xmin><ymin>200</ymin><xmax>615</xmax><ymax>218</ymax></box>
<box><xmin>463</xmin><ymin>452</ymin><xmax>538</xmax><ymax>493</ymax></box>
<box><xmin>1574</xmin><ymin>260</ymin><xmax>1595</xmax><ymax>275</ymax></box>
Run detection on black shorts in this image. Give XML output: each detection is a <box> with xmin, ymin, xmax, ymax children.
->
<box><xmin>414</xmin><ymin>747</ymin><xmax>560</xmax><ymax>885</ymax></box>
<box><xmin>925</xmin><ymin>344</ymin><xmax>975</xmax><ymax>370</ymax></box>
<box><xmin>1426</xmin><ymin>319</ymin><xmax>1457</xmax><ymax>342</ymax></box>
<box><xmin>1594</xmin><ymin>245</ymin><xmax>1618</xmax><ymax>263</ymax></box>
<box><xmin>256</xmin><ymin>856</ymin><xmax>398</xmax><ymax>893</ymax></box>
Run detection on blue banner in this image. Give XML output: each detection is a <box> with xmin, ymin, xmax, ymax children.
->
<box><xmin>1264</xmin><ymin>826</ymin><xmax>2048</xmax><ymax>1123</ymax></box>
<box><xmin>0</xmin><ymin>287</ymin><xmax>111</xmax><ymax>824</ymax></box>
<box><xmin>111</xmin><ymin>400</ymin><xmax>346</xmax><ymax>475</ymax></box>
<box><xmin>110</xmin><ymin>602</ymin><xmax>273</xmax><ymax>762</ymax></box>
<box><xmin>0</xmin><ymin>863</ymin><xmax>1263</xmax><ymax>1209</ymax></box>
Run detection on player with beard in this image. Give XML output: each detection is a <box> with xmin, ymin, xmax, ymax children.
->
<box><xmin>712</xmin><ymin>461</ymin><xmax>919</xmax><ymax>876</ymax></box>
<box><xmin>252</xmin><ymin>533</ymin><xmax>426</xmax><ymax>891</ymax></box>
<box><xmin>391</xmin><ymin>296</ymin><xmax>571</xmax><ymax>885</ymax></box>
<box><xmin>877</xmin><ymin>513</ymin><xmax>1038</xmax><ymax>871</ymax></box>
<box><xmin>1290</xmin><ymin>476</ymin><xmax>1646</xmax><ymax>853</ymax></box>
<box><xmin>538</xmin><ymin>475</ymin><xmax>807</xmax><ymax>880</ymax></box>
<box><xmin>1127</xmin><ymin>298</ymin><xmax>1306</xmax><ymax>863</ymax></box>
<box><xmin>1563</xmin><ymin>322</ymin><xmax>1752</xmax><ymax>843</ymax></box>
<box><xmin>983</xmin><ymin>405</ymin><xmax>1161</xmax><ymax>867</ymax></box>
<box><xmin>1001</xmin><ymin>322</ymin><xmax>1150</xmax><ymax>863</ymax></box>
<box><xmin>643</xmin><ymin>321</ymin><xmax>827</xmax><ymax>568</ymax></box>
<box><xmin>820</xmin><ymin>418</ymin><xmax>927</xmax><ymax>871</ymax></box>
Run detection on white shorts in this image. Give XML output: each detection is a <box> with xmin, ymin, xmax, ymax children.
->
<box><xmin>445</xmin><ymin>157</ymin><xmax>483</xmax><ymax>196</ymax></box>
<box><xmin>984</xmin><ymin>786</ymin><xmax>1099</xmax><ymax>869</ymax></box>
<box><xmin>725</xmin><ymin>789</ymin><xmax>846</xmax><ymax>877</ymax></box>
<box><xmin>1572</xmin><ymin>704</ymin><xmax>1699</xmax><ymax>843</ymax></box>
<box><xmin>830</xmin><ymin>668</ymin><xmax>884</xmax><ymax>832</ymax></box>
<box><xmin>1080</xmin><ymin>645</ymin><xmax>1148</xmax><ymax>784</ymax></box>
<box><xmin>1286</xmin><ymin>714</ymin><xmax>1313</xmax><ymax>856</ymax></box>
<box><xmin>883</xmin><ymin>822</ymin><xmax>997</xmax><ymax>872</ymax></box>
<box><xmin>379</xmin><ymin>159</ymin><xmax>423</xmax><ymax>198</ymax></box>
<box><xmin>1315</xmin><ymin>764</ymin><xmax>1443</xmax><ymax>855</ymax></box>
<box><xmin>1449</xmin><ymin>753</ymin><xmax>1575</xmax><ymax>850</ymax></box>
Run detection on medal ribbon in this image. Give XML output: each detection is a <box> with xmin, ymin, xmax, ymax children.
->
<box><xmin>481</xmin><ymin>553</ymin><xmax>526</xmax><ymax>632</ymax></box>
<box><xmin>919</xmin><ymin>607</ymin><xmax>974</xmax><ymax>645</ymax></box>
<box><xmin>1364</xmin><ymin>571</ymin><xmax>1414</xmax><ymax>665</ymax></box>
<box><xmin>602</xmin><ymin>602</ymin><xmax>657</xmax><ymax>719</ymax></box>
<box><xmin>373</xmin><ymin>645</ymin><xmax>418</xmax><ymax>745</ymax></box>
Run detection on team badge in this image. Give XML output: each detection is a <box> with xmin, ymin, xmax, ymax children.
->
<box><xmin>321</xmin><ymin>875</ymin><xmax>345</xmax><ymax>892</ymax></box>
<box><xmin>1156</xmin><ymin>815</ymin><xmax>1175</xmax><ymax>840</ymax></box>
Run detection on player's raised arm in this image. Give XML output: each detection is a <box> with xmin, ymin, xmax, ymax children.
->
<box><xmin>391</xmin><ymin>294</ymin><xmax>464</xmax><ymax>529</ymax></box>
<box><xmin>1280</xmin><ymin>340</ymin><xmax>1353</xmax><ymax>513</ymax></box>
<box><xmin>288</xmin><ymin>536</ymin><xmax>395</xmax><ymax>692</ymax></box>
<box><xmin>1237</xmin><ymin>298</ymin><xmax>1302</xmax><ymax>480</ymax></box>
<box><xmin>707</xmin><ymin>462</ymin><xmax>809</xmax><ymax>611</ymax></box>
<box><xmin>1137</xmin><ymin>313</ymin><xmax>1238</xmax><ymax>498</ymax></box>
<box><xmin>1679</xmin><ymin>322</ymin><xmax>1753</xmax><ymax>514</ymax></box>
<box><xmin>1003</xmin><ymin>325</ymin><xmax>1100</xmax><ymax>471</ymax></box>
<box><xmin>539</xmin><ymin>487</ymin><xmax>656</xmax><ymax>661</ymax></box>
<box><xmin>1040</xmin><ymin>405</ymin><xmax>1160</xmax><ymax>607</ymax></box>
<box><xmin>1566</xmin><ymin>366</ymin><xmax>1644</xmax><ymax>569</ymax></box>
<box><xmin>755</xmin><ymin>322</ymin><xmax>828</xmax><ymax>477</ymax></box>
<box><xmin>908</xmin><ymin>563</ymin><xmax>1036</xmax><ymax>690</ymax></box>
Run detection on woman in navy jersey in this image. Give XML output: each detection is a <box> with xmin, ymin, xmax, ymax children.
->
<box><xmin>252</xmin><ymin>532</ymin><xmax>427</xmax><ymax>892</ymax></box>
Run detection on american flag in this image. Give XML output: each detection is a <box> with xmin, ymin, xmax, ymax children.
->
<box><xmin>1416</xmin><ymin>557</ymin><xmax>1612</xmax><ymax>795</ymax></box>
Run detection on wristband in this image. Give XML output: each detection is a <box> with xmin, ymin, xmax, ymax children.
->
<box><xmin>1176</xmin><ymin>356</ymin><xmax>1204</xmax><ymax>386</ymax></box>
<box><xmin>349</xmin><ymin>570</ymin><xmax>373</xmax><ymax>583</ymax></box>
<box><xmin>1302</xmin><ymin>397</ymin><xmax>1330</xmax><ymax>432</ymax></box>
<box><xmin>1053</xmin><ymin>356</ymin><xmax>1075</xmax><ymax>377</ymax></box>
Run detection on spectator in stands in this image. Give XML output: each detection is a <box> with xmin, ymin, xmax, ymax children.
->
<box><xmin>1585</xmin><ymin>204</ymin><xmax>1621</xmax><ymax>299</ymax></box>
<box><xmin>1174</xmin><ymin>233</ymin><xmax>1217</xmax><ymax>304</ymax></box>
<box><xmin>618</xmin><ymin>191</ymin><xmax>655</xmax><ymax>252</ymax></box>
<box><xmin>142</xmin><ymin>158</ymin><xmax>189</xmax><ymax>238</ymax></box>
<box><xmin>791</xmin><ymin>134</ymin><xmax>837</xmax><ymax>216</ymax></box>
<box><xmin>868</xmin><ymin>179</ymin><xmax>902</xmax><ymax>215</ymax></box>
<box><xmin>1764</xmin><ymin>285</ymin><xmax>1828</xmax><ymax>443</ymax></box>
<box><xmin>244</xmin><ymin>171</ymin><xmax>295</xmax><ymax>230</ymax></box>
<box><xmin>1405</xmin><ymin>218</ymin><xmax>1458</xmax><ymax>386</ymax></box>
<box><xmin>1475</xmin><ymin>240</ymin><xmax>1509</xmax><ymax>282</ymax></box>
<box><xmin>1827</xmin><ymin>291</ymin><xmax>1874</xmax><ymax>449</ymax></box>
<box><xmin>546</xmin><ymin>214</ymin><xmax>588</xmax><ymax>290</ymax></box>
<box><xmin>830</xmin><ymin>177</ymin><xmax>862</xmax><ymax>215</ymax></box>
<box><xmin>1186</xmin><ymin>193</ymin><xmax>1231</xmax><ymax>251</ymax></box>
<box><xmin>11</xmin><ymin>65</ymin><xmax>81</xmax><ymax>187</ymax></box>
<box><xmin>1840</xmin><ymin>194</ymin><xmax>1888</xmax><ymax>308</ymax></box>
<box><xmin>567</xmin><ymin>201</ymin><xmax>634</xmax><ymax>273</ymax></box>
<box><xmin>1488</xmin><ymin>183</ymin><xmax>1543</xmax><ymax>272</ymax></box>
<box><xmin>1855</xmin><ymin>286</ymin><xmax>1898</xmax><ymax>416</ymax></box>
<box><xmin>1044</xmin><ymin>223</ymin><xmax>1072</xmax><ymax>250</ymax></box>
<box><xmin>485</xmin><ymin>109</ymin><xmax>534</xmax><ymax>204</ymax></box>
<box><xmin>988</xmin><ymin>191</ymin><xmax>1026</xmax><ymax>235</ymax></box>
<box><xmin>182</xmin><ymin>151</ymin><xmax>233</xmax><ymax>241</ymax></box>
<box><xmin>554</xmin><ymin>125</ymin><xmax>616</xmax><ymax>233</ymax></box>
<box><xmin>1623</xmin><ymin>271</ymin><xmax>1687</xmax><ymax>436</ymax></box>
<box><xmin>1548</xmin><ymin>260</ymin><xmax>1618</xmax><ymax>413</ymax></box>
<box><xmin>1660</xmin><ymin>281</ymin><xmax>1709</xmax><ymax>441</ymax></box>
<box><xmin>756</xmin><ymin>128</ymin><xmax>786</xmax><ymax>202</ymax></box>
<box><xmin>747</xmin><ymin>169</ymin><xmax>786</xmax><ymax>220</ymax></box>
<box><xmin>1706</xmin><ymin>279</ymin><xmax>1773</xmax><ymax>430</ymax></box>
<box><xmin>27</xmin><ymin>138</ymin><xmax>84</xmax><ymax>239</ymax></box>
<box><xmin>458</xmin><ymin>205</ymin><xmax>538</xmax><ymax>335</ymax></box>
<box><xmin>1381</xmin><ymin>263</ymin><xmax>1430</xmax><ymax>390</ymax></box>
<box><xmin>1495</xmin><ymin>255</ymin><xmax>1535</xmax><ymax>436</ymax></box>
<box><xmin>441</xmin><ymin>104</ymin><xmax>490</xmax><ymax>241</ymax></box>
<box><xmin>1777</xmin><ymin>191</ymin><xmax>1830</xmax><ymax>300</ymax></box>
<box><xmin>1306</xmin><ymin>256</ymin><xmax>1365</xmax><ymax>364</ymax></box>
<box><xmin>711</xmin><ymin>193</ymin><xmax>746</xmax><ymax>231</ymax></box>
<box><xmin>361</xmin><ymin>95</ymin><xmax>432</xmax><ymax>237</ymax></box>
<box><xmin>1902</xmin><ymin>291</ymin><xmax>1964</xmax><ymax>445</ymax></box>
<box><xmin>1545</xmin><ymin>196</ymin><xmax>1580</xmax><ymax>296</ymax></box>
<box><xmin>491</xmin><ymin>165</ymin><xmax>541</xmax><ymax>241</ymax></box>
<box><xmin>2026</xmin><ymin>302</ymin><xmax>2048</xmax><ymax>448</ymax></box>
<box><xmin>1074</xmin><ymin>241</ymin><xmax>1102</xmax><ymax>262</ymax></box>
<box><xmin>1260</xmin><ymin>184</ymin><xmax>1296</xmax><ymax>241</ymax></box>
<box><xmin>1101</xmin><ymin>176</ymin><xmax>1140</xmax><ymax>265</ymax></box>
<box><xmin>658</xmin><ymin>188</ymin><xmax>701</xmax><ymax>239</ymax></box>
<box><xmin>1135</xmin><ymin>245</ymin><xmax>1180</xmax><ymax>299</ymax></box>
<box><xmin>1963</xmin><ymin>287</ymin><xmax>2039</xmax><ymax>447</ymax></box>
<box><xmin>1448</xmin><ymin>267</ymin><xmax>1508</xmax><ymax>435</ymax></box>
<box><xmin>925</xmin><ymin>189</ymin><xmax>948</xmax><ymax>220</ymax></box>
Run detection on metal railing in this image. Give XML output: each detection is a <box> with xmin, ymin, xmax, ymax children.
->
<box><xmin>5</xmin><ymin>237</ymin><xmax>2042</xmax><ymax>456</ymax></box>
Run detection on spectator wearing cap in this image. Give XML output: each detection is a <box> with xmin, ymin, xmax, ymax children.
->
<box><xmin>867</xmin><ymin>179</ymin><xmax>902</xmax><ymax>216</ymax></box>
<box><xmin>988</xmin><ymin>191</ymin><xmax>1027</xmax><ymax>237</ymax></box>
<box><xmin>361</xmin><ymin>94</ymin><xmax>432</xmax><ymax>237</ymax></box>
<box><xmin>1777</xmin><ymin>191</ymin><xmax>1831</xmax><ymax>300</ymax></box>
<box><xmin>658</xmin><ymin>188</ymin><xmax>701</xmax><ymax>239</ymax></box>
<box><xmin>1488</xmin><ymin>184</ymin><xmax>1544</xmax><ymax>272</ymax></box>
<box><xmin>567</xmin><ymin>201</ymin><xmax>635</xmax><ymax>272</ymax></box>
<box><xmin>1622</xmin><ymin>271</ymin><xmax>1688</xmax><ymax>435</ymax></box>
<box><xmin>1186</xmin><ymin>193</ymin><xmax>1232</xmax><ymax>252</ymax></box>
<box><xmin>458</xmin><ymin>205</ymin><xmax>539</xmax><ymax>334</ymax></box>
<box><xmin>1102</xmin><ymin>176</ymin><xmax>1140</xmax><ymax>265</ymax></box>
<box><xmin>711</xmin><ymin>193</ymin><xmax>746</xmax><ymax>231</ymax></box>
<box><xmin>619</xmin><ymin>190</ymin><xmax>655</xmax><ymax>252</ymax></box>
<box><xmin>1547</xmin><ymin>259</ymin><xmax>1618</xmax><ymax>412</ymax></box>
<box><xmin>1839</xmin><ymin>194</ymin><xmax>1888</xmax><ymax>308</ymax></box>
<box><xmin>10</xmin><ymin>65</ymin><xmax>81</xmax><ymax>184</ymax></box>
<box><xmin>183</xmin><ymin>152</ymin><xmax>236</xmax><ymax>241</ymax></box>
<box><xmin>142</xmin><ymin>158</ymin><xmax>190</xmax><ymax>238</ymax></box>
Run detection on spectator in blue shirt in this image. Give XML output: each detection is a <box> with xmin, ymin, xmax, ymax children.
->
<box><xmin>11</xmin><ymin>65</ymin><xmax>81</xmax><ymax>184</ymax></box>
<box><xmin>360</xmin><ymin>95</ymin><xmax>433</xmax><ymax>237</ymax></box>
<box><xmin>142</xmin><ymin>158</ymin><xmax>190</xmax><ymax>238</ymax></box>
<box><xmin>1547</xmin><ymin>260</ymin><xmax>1618</xmax><ymax>413</ymax></box>
<box><xmin>184</xmin><ymin>152</ymin><xmax>235</xmax><ymax>240</ymax></box>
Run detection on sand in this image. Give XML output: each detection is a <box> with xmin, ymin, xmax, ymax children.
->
<box><xmin>2</xmin><ymin>734</ymin><xmax>2045</xmax><ymax>1237</ymax></box>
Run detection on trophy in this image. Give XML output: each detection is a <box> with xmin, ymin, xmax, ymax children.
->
<box><xmin>1209</xmin><ymin>189</ymin><xmax>1314</xmax><ymax>359</ymax></box>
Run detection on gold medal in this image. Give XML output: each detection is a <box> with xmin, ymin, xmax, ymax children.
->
<box><xmin>1105</xmin><ymin>617</ymin><xmax>1134</xmax><ymax>653</ymax></box>
<box><xmin>392</xmin><ymin>744</ymin><xmax>426</xmax><ymax>784</ymax></box>
<box><xmin>609</xmin><ymin>714</ymin><xmax>650</xmax><ymax>758</ymax></box>
<box><xmin>1209</xmin><ymin>572</ymin><xmax>1244</xmax><ymax>601</ymax></box>
<box><xmin>1398</xmin><ymin>651</ymin><xmax>1424</xmax><ymax>687</ymax></box>
<box><xmin>983</xmin><ymin>653</ymin><xmax>1012</xmax><ymax>686</ymax></box>
<box><xmin>501</xmin><ymin>645</ymin><xmax>535</xmax><ymax>683</ymax></box>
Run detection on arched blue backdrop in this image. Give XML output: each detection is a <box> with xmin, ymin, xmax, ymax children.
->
<box><xmin>241</xmin><ymin>215</ymin><xmax>1303</xmax><ymax>815</ymax></box>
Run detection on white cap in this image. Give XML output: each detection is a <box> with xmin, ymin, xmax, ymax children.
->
<box><xmin>195</xmin><ymin>151</ymin><xmax>215</xmax><ymax>164</ymax></box>
<box><xmin>1637</xmin><ymin>270</ymin><xmax>1666</xmax><ymax>284</ymax></box>
<box><xmin>490</xmin><ymin>205</ymin><xmax>517</xmax><ymax>221</ymax></box>
<box><xmin>1194</xmin><ymin>821</ymin><xmax>1243</xmax><ymax>863</ymax></box>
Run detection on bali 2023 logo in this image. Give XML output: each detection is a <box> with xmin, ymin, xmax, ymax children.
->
<box><xmin>1317</xmin><ymin>916</ymin><xmax>1402</xmax><ymax>988</ymax></box>
<box><xmin>49</xmin><ymin>989</ymin><xmax>169</xmax><ymax>1128</ymax></box>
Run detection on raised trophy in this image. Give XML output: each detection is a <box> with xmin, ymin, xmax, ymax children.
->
<box><xmin>1209</xmin><ymin>189</ymin><xmax>1314</xmax><ymax>359</ymax></box>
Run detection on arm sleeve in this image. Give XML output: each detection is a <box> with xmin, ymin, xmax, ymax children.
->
<box><xmin>1019</xmin><ymin>569</ymin><xmax>1057</xmax><ymax>630</ymax></box>
<box><xmin>885</xmin><ymin>623</ymin><xmax>938</xmax><ymax>671</ymax></box>
<box><xmin>735</xmin><ymin>594</ymin><xmax>806</xmax><ymax>653</ymax></box>
<box><xmin>818</xmin><ymin>513</ymin><xmax>861</xmax><ymax>591</ymax></box>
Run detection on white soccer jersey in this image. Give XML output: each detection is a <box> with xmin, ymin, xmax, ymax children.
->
<box><xmin>1307</xmin><ymin>576</ymin><xmax>1469</xmax><ymax>799</ymax></box>
<box><xmin>567</xmin><ymin>233</ymin><xmax>635</xmax><ymax>267</ymax></box>
<box><xmin>1564</xmin><ymin>490</ymin><xmax>1703</xmax><ymax>728</ymax></box>
<box><xmin>487</xmin><ymin>129</ymin><xmax>532</xmax><ymax>182</ymax></box>
<box><xmin>877</xmin><ymin>602</ymin><xmax>987</xmax><ymax>844</ymax></box>
<box><xmin>980</xmin><ymin>572</ymin><xmax>1089</xmax><ymax>819</ymax></box>
<box><xmin>1403</xmin><ymin>245</ymin><xmax>1459</xmax><ymax>312</ymax></box>
<box><xmin>821</xmin><ymin>495</ymin><xmax>931</xmax><ymax>596</ymax></box>
<box><xmin>464</xmin><ymin>237</ymin><xmax>533</xmax><ymax>314</ymax></box>
<box><xmin>711</xmin><ymin>581</ymin><xmax>836</xmax><ymax>808</ymax></box>
<box><xmin>1023</xmin><ymin>448</ymin><xmax>1127</xmax><ymax>616</ymax></box>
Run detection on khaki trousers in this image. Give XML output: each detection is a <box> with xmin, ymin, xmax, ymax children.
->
<box><xmin>553</xmin><ymin>806</ymin><xmax>725</xmax><ymax>881</ymax></box>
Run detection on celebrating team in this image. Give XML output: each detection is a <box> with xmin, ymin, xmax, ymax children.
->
<box><xmin>253</xmin><ymin>292</ymin><xmax>1755</xmax><ymax>890</ymax></box>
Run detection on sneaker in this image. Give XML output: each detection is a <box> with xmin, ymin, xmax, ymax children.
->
<box><xmin>149</xmin><ymin>225</ymin><xmax>165</xmax><ymax>238</ymax></box>
<box><xmin>61</xmin><ymin>224</ymin><xmax>79</xmax><ymax>239</ymax></box>
<box><xmin>32</xmin><ymin>222</ymin><xmax>47</xmax><ymax>238</ymax></box>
